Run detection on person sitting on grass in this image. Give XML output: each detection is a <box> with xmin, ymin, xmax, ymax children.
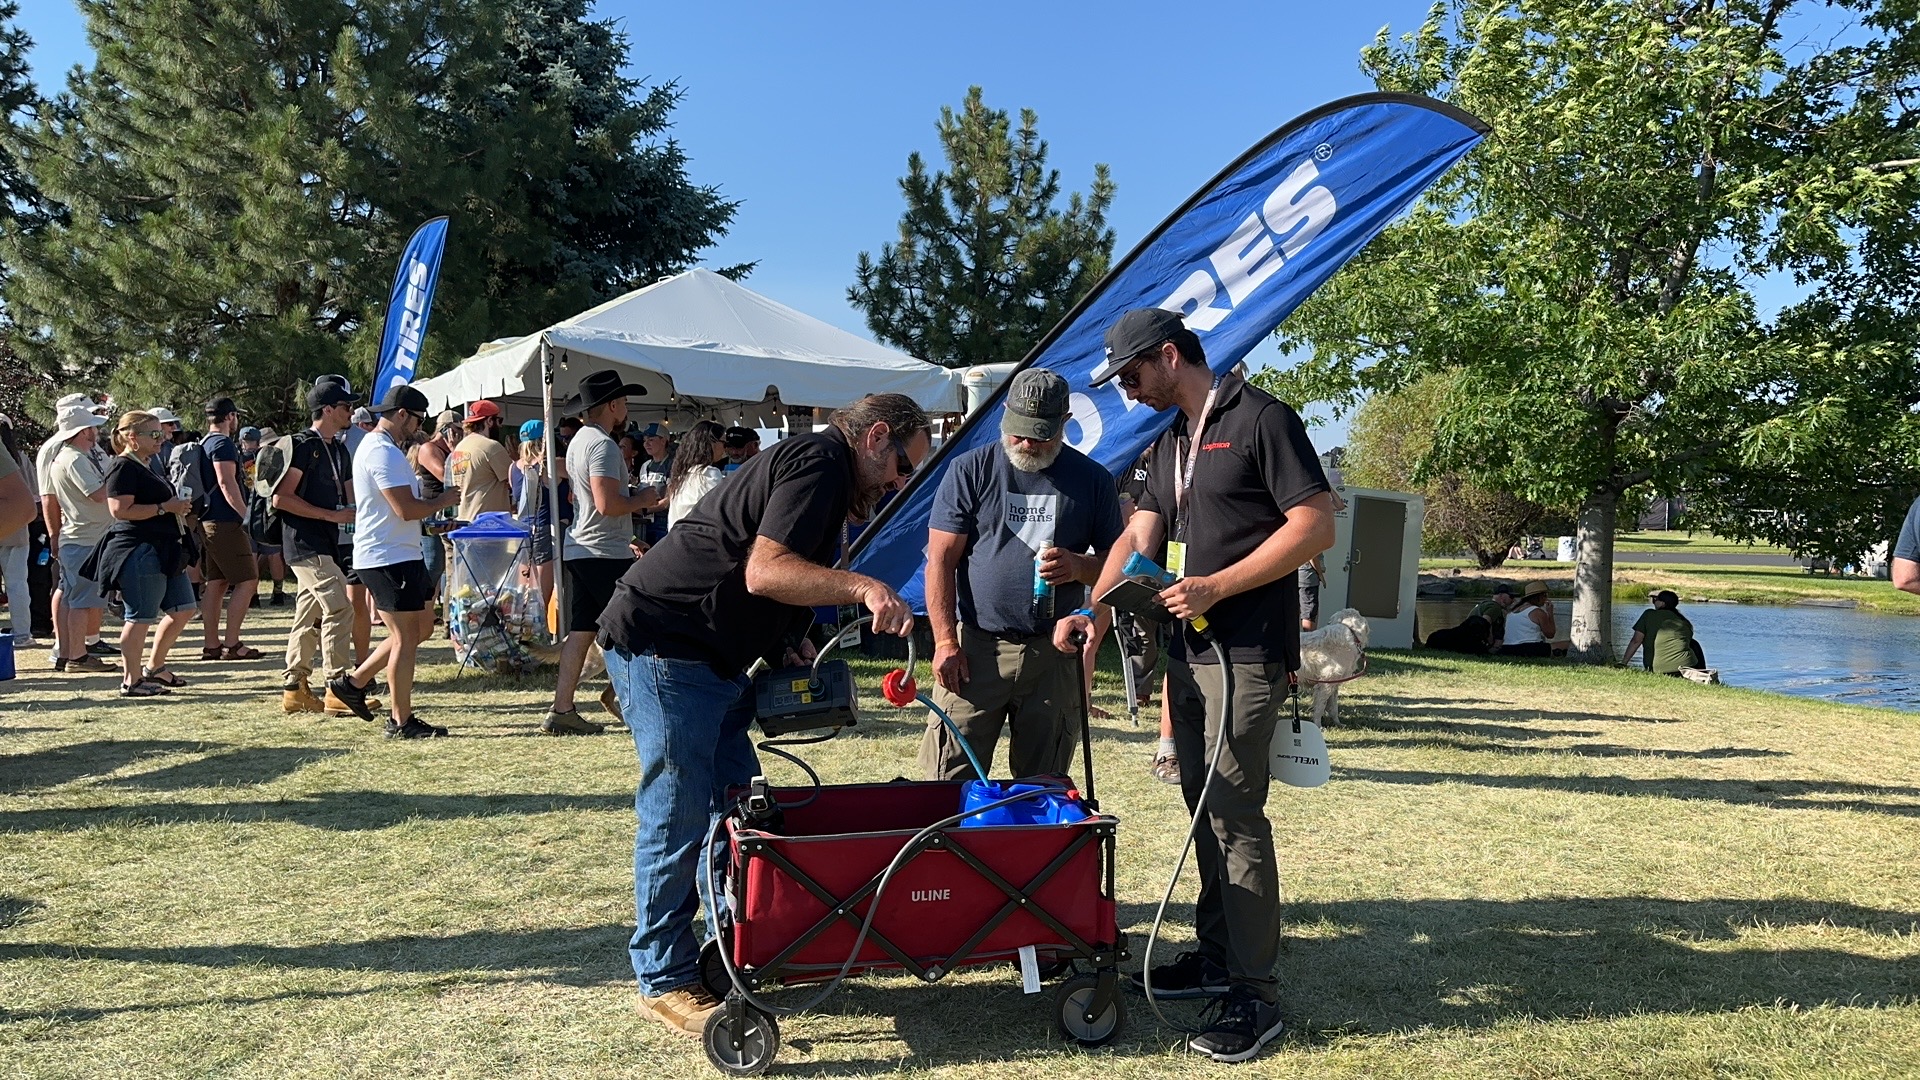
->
<box><xmin>1501</xmin><ymin>581</ymin><xmax>1556</xmax><ymax>658</ymax></box>
<box><xmin>1621</xmin><ymin>589</ymin><xmax>1701</xmax><ymax>675</ymax></box>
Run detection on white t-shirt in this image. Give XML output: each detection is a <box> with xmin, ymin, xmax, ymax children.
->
<box><xmin>351</xmin><ymin>429</ymin><xmax>423</xmax><ymax>568</ymax></box>
<box><xmin>666</xmin><ymin>465</ymin><xmax>724</xmax><ymax>529</ymax></box>
<box><xmin>49</xmin><ymin>443</ymin><xmax>114</xmax><ymax>549</ymax></box>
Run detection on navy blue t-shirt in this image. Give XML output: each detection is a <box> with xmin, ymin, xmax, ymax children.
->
<box><xmin>929</xmin><ymin>441</ymin><xmax>1124</xmax><ymax>636</ymax></box>
<box><xmin>199</xmin><ymin>432</ymin><xmax>243</xmax><ymax>523</ymax></box>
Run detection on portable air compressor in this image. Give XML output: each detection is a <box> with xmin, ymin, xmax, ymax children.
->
<box><xmin>751</xmin><ymin>659</ymin><xmax>860</xmax><ymax>736</ymax></box>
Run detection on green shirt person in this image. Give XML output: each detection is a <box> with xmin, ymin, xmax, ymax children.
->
<box><xmin>1622</xmin><ymin>590</ymin><xmax>1696</xmax><ymax>674</ymax></box>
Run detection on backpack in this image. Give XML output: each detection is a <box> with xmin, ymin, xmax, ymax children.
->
<box><xmin>168</xmin><ymin>439</ymin><xmax>210</xmax><ymax>519</ymax></box>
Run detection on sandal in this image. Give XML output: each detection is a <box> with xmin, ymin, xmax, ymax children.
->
<box><xmin>143</xmin><ymin>667</ymin><xmax>188</xmax><ymax>688</ymax></box>
<box><xmin>120</xmin><ymin>680</ymin><xmax>171</xmax><ymax>697</ymax></box>
<box><xmin>220</xmin><ymin>644</ymin><xmax>263</xmax><ymax>660</ymax></box>
<box><xmin>200</xmin><ymin>646</ymin><xmax>224</xmax><ymax>661</ymax></box>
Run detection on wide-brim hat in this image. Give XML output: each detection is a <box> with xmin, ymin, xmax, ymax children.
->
<box><xmin>148</xmin><ymin>406</ymin><xmax>182</xmax><ymax>426</ymax></box>
<box><xmin>53</xmin><ymin>404</ymin><xmax>110</xmax><ymax>442</ymax></box>
<box><xmin>1521</xmin><ymin>580</ymin><xmax>1550</xmax><ymax>600</ymax></box>
<box><xmin>561</xmin><ymin>369</ymin><xmax>647</xmax><ymax>415</ymax></box>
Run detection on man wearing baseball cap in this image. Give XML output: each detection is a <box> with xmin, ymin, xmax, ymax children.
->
<box><xmin>720</xmin><ymin>426</ymin><xmax>760</xmax><ymax>472</ymax></box>
<box><xmin>1054</xmin><ymin>308</ymin><xmax>1334</xmax><ymax>1063</ymax></box>
<box><xmin>197</xmin><ymin>396</ymin><xmax>264</xmax><ymax>660</ymax></box>
<box><xmin>919</xmin><ymin>367</ymin><xmax>1123</xmax><ymax>782</ymax></box>
<box><xmin>274</xmin><ymin>378</ymin><xmax>365</xmax><ymax>713</ymax></box>
<box><xmin>447</xmin><ymin>399</ymin><xmax>513</xmax><ymax>523</ymax></box>
<box><xmin>326</xmin><ymin>383</ymin><xmax>462</xmax><ymax>738</ymax></box>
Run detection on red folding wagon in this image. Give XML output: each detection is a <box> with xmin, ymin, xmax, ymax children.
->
<box><xmin>696</xmin><ymin>772</ymin><xmax>1129</xmax><ymax>1074</ymax></box>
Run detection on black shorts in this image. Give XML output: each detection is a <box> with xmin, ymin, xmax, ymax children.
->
<box><xmin>358</xmin><ymin>560</ymin><xmax>433</xmax><ymax>613</ymax></box>
<box><xmin>564</xmin><ymin>557</ymin><xmax>633</xmax><ymax>633</ymax></box>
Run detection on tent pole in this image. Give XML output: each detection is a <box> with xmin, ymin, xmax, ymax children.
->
<box><xmin>540</xmin><ymin>335</ymin><xmax>565</xmax><ymax>640</ymax></box>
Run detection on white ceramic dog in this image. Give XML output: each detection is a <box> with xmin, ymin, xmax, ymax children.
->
<box><xmin>1297</xmin><ymin>608</ymin><xmax>1370</xmax><ymax>727</ymax></box>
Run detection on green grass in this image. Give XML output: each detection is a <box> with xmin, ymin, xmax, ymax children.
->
<box><xmin>1613</xmin><ymin>530</ymin><xmax>1792</xmax><ymax>556</ymax></box>
<box><xmin>4</xmin><ymin>609</ymin><xmax>1920</xmax><ymax>1078</ymax></box>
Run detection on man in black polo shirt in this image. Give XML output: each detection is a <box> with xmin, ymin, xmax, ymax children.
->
<box><xmin>598</xmin><ymin>393</ymin><xmax>928</xmax><ymax>1039</ymax></box>
<box><xmin>1055</xmin><ymin>308</ymin><xmax>1334</xmax><ymax>1064</ymax></box>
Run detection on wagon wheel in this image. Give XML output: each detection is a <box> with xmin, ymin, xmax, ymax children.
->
<box><xmin>699</xmin><ymin>937</ymin><xmax>732</xmax><ymax>1000</ymax></box>
<box><xmin>703</xmin><ymin>1001</ymin><xmax>780</xmax><ymax>1076</ymax></box>
<box><xmin>1054</xmin><ymin>974</ymin><xmax>1124</xmax><ymax>1047</ymax></box>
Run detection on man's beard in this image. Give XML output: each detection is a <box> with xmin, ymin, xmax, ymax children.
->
<box><xmin>1003</xmin><ymin>435</ymin><xmax>1063</xmax><ymax>473</ymax></box>
<box><xmin>849</xmin><ymin>452</ymin><xmax>891</xmax><ymax>521</ymax></box>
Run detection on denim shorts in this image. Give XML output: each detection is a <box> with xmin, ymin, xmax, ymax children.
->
<box><xmin>58</xmin><ymin>542</ymin><xmax>107</xmax><ymax>609</ymax></box>
<box><xmin>121</xmin><ymin>544</ymin><xmax>197</xmax><ymax>623</ymax></box>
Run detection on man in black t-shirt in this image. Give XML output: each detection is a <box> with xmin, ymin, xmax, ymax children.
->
<box><xmin>1056</xmin><ymin>309</ymin><xmax>1334</xmax><ymax>1065</ymax></box>
<box><xmin>271</xmin><ymin>380</ymin><xmax>363</xmax><ymax>714</ymax></box>
<box><xmin>597</xmin><ymin>394</ymin><xmax>928</xmax><ymax>1039</ymax></box>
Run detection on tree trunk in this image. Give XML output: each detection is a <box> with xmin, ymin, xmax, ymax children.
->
<box><xmin>1568</xmin><ymin>492</ymin><xmax>1617</xmax><ymax>662</ymax></box>
<box><xmin>1472</xmin><ymin>546</ymin><xmax>1509</xmax><ymax>570</ymax></box>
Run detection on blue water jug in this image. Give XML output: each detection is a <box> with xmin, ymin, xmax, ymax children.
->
<box><xmin>957</xmin><ymin>780</ymin><xmax>1090</xmax><ymax>828</ymax></box>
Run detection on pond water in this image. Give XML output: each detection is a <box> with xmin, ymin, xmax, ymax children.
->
<box><xmin>1416</xmin><ymin>599</ymin><xmax>1920</xmax><ymax>713</ymax></box>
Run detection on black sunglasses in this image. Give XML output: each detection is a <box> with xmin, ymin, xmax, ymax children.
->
<box><xmin>1116</xmin><ymin>343</ymin><xmax>1167</xmax><ymax>389</ymax></box>
<box><xmin>889</xmin><ymin>436</ymin><xmax>915</xmax><ymax>479</ymax></box>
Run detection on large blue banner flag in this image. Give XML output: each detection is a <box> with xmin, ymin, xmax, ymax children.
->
<box><xmin>849</xmin><ymin>93</ymin><xmax>1487</xmax><ymax>609</ymax></box>
<box><xmin>373</xmin><ymin>216</ymin><xmax>450</xmax><ymax>400</ymax></box>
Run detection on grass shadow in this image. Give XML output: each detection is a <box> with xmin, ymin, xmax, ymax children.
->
<box><xmin>1334</xmin><ymin>736</ymin><xmax>1787</xmax><ymax>761</ymax></box>
<box><xmin>1335</xmin><ymin>765</ymin><xmax>1920</xmax><ymax>816</ymax></box>
<box><xmin>104</xmin><ymin>746</ymin><xmax>350</xmax><ymax>790</ymax></box>
<box><xmin>0</xmin><ymin>739</ymin><xmax>217</xmax><ymax>794</ymax></box>
<box><xmin>0</xmin><ymin>789</ymin><xmax>630</xmax><ymax>833</ymax></box>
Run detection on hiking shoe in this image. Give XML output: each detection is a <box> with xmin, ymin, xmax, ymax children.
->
<box><xmin>541</xmin><ymin>709</ymin><xmax>606</xmax><ymax>736</ymax></box>
<box><xmin>1188</xmin><ymin>986</ymin><xmax>1284</xmax><ymax>1063</ymax></box>
<box><xmin>325</xmin><ymin>675</ymin><xmax>377</xmax><ymax>721</ymax></box>
<box><xmin>325</xmin><ymin>688</ymin><xmax>382</xmax><ymax>718</ymax></box>
<box><xmin>65</xmin><ymin>653</ymin><xmax>111</xmax><ymax>673</ymax></box>
<box><xmin>53</xmin><ymin>655</ymin><xmax>67</xmax><ymax>672</ymax></box>
<box><xmin>1130</xmin><ymin>950</ymin><xmax>1230</xmax><ymax>1000</ymax></box>
<box><xmin>637</xmin><ymin>984</ymin><xmax>722</xmax><ymax>1038</ymax></box>
<box><xmin>599</xmin><ymin>685</ymin><xmax>624</xmax><ymax>724</ymax></box>
<box><xmin>1150</xmin><ymin>753</ymin><xmax>1182</xmax><ymax>785</ymax></box>
<box><xmin>86</xmin><ymin>639</ymin><xmax>120</xmax><ymax>656</ymax></box>
<box><xmin>282</xmin><ymin>681</ymin><xmax>326</xmax><ymax>714</ymax></box>
<box><xmin>385</xmin><ymin>715</ymin><xmax>447</xmax><ymax>739</ymax></box>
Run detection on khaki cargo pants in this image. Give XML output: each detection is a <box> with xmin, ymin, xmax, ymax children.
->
<box><xmin>1167</xmin><ymin>656</ymin><xmax>1286</xmax><ymax>1005</ymax></box>
<box><xmin>918</xmin><ymin>623</ymin><xmax>1080</xmax><ymax>781</ymax></box>
<box><xmin>284</xmin><ymin>553</ymin><xmax>354</xmax><ymax>685</ymax></box>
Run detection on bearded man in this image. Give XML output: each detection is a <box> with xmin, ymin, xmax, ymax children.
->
<box><xmin>917</xmin><ymin>368</ymin><xmax>1123</xmax><ymax>782</ymax></box>
<box><xmin>595</xmin><ymin>392</ymin><xmax>926</xmax><ymax>1038</ymax></box>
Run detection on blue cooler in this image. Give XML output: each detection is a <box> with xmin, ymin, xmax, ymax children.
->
<box><xmin>957</xmin><ymin>780</ymin><xmax>1090</xmax><ymax>828</ymax></box>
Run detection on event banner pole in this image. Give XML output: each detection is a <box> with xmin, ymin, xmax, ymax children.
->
<box><xmin>847</xmin><ymin>93</ymin><xmax>1488</xmax><ymax>609</ymax></box>
<box><xmin>372</xmin><ymin>216</ymin><xmax>450</xmax><ymax>400</ymax></box>
<box><xmin>540</xmin><ymin>336</ymin><xmax>565</xmax><ymax>636</ymax></box>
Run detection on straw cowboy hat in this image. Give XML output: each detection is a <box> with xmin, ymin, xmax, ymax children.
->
<box><xmin>1520</xmin><ymin>581</ymin><xmax>1550</xmax><ymax>601</ymax></box>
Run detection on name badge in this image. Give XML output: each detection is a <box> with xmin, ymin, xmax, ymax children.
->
<box><xmin>1166</xmin><ymin>541</ymin><xmax>1188</xmax><ymax>579</ymax></box>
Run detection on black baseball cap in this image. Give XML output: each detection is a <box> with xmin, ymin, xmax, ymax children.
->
<box><xmin>723</xmin><ymin>426</ymin><xmax>759</xmax><ymax>448</ymax></box>
<box><xmin>370</xmin><ymin>383</ymin><xmax>430</xmax><ymax>416</ymax></box>
<box><xmin>1093</xmin><ymin>308</ymin><xmax>1187</xmax><ymax>386</ymax></box>
<box><xmin>308</xmin><ymin>380</ymin><xmax>360</xmax><ymax>410</ymax></box>
<box><xmin>204</xmin><ymin>396</ymin><xmax>240</xmax><ymax>419</ymax></box>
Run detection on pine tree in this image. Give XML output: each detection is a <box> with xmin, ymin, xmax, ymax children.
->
<box><xmin>1</xmin><ymin>0</ymin><xmax>738</xmax><ymax>427</ymax></box>
<box><xmin>850</xmin><ymin>86</ymin><xmax>1115</xmax><ymax>367</ymax></box>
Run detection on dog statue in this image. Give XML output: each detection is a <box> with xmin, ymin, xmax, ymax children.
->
<box><xmin>1297</xmin><ymin>608</ymin><xmax>1370</xmax><ymax>727</ymax></box>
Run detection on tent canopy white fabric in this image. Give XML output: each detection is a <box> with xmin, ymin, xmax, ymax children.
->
<box><xmin>414</xmin><ymin>269</ymin><xmax>961</xmax><ymax>425</ymax></box>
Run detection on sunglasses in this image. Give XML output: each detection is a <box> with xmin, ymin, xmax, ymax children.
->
<box><xmin>1116</xmin><ymin>344</ymin><xmax>1165</xmax><ymax>390</ymax></box>
<box><xmin>124</xmin><ymin>429</ymin><xmax>161</xmax><ymax>439</ymax></box>
<box><xmin>889</xmin><ymin>436</ymin><xmax>915</xmax><ymax>479</ymax></box>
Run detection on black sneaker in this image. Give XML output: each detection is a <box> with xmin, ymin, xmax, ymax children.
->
<box><xmin>385</xmin><ymin>715</ymin><xmax>448</xmax><ymax>739</ymax></box>
<box><xmin>87</xmin><ymin>639</ymin><xmax>120</xmax><ymax>656</ymax></box>
<box><xmin>325</xmin><ymin>675</ymin><xmax>376</xmax><ymax>722</ymax></box>
<box><xmin>271</xmin><ymin>591</ymin><xmax>288</xmax><ymax>608</ymax></box>
<box><xmin>1129</xmin><ymin>950</ymin><xmax>1230</xmax><ymax>1000</ymax></box>
<box><xmin>1188</xmin><ymin>986</ymin><xmax>1284</xmax><ymax>1063</ymax></box>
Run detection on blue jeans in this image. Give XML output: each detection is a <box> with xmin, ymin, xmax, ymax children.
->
<box><xmin>121</xmin><ymin>544</ymin><xmax>195</xmax><ymax>623</ymax></box>
<box><xmin>605</xmin><ymin>646</ymin><xmax>759</xmax><ymax>996</ymax></box>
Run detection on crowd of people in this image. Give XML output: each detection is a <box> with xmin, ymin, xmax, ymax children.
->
<box><xmin>9</xmin><ymin>306</ymin><xmax>1342</xmax><ymax>1065</ymax></box>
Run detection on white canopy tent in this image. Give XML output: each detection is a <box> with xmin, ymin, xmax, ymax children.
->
<box><xmin>414</xmin><ymin>268</ymin><xmax>962</xmax><ymax>425</ymax></box>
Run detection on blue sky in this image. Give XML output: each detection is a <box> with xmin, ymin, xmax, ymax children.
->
<box><xmin>7</xmin><ymin>0</ymin><xmax>1831</xmax><ymax>448</ymax></box>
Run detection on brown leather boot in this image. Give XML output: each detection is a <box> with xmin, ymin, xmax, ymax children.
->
<box><xmin>282</xmin><ymin>681</ymin><xmax>326</xmax><ymax>714</ymax></box>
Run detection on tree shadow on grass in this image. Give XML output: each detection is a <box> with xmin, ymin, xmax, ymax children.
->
<box><xmin>1354</xmin><ymin>695</ymin><xmax>1683</xmax><ymax>725</ymax></box>
<box><xmin>1334</xmin><ymin>735</ymin><xmax>1787</xmax><ymax>761</ymax></box>
<box><xmin>0</xmin><ymin>789</ymin><xmax>629</xmax><ymax>833</ymax></box>
<box><xmin>1335</xmin><ymin>765</ymin><xmax>1920</xmax><ymax>816</ymax></box>
<box><xmin>103</xmin><ymin>746</ymin><xmax>349</xmax><ymax>790</ymax></box>
<box><xmin>0</xmin><ymin>740</ymin><xmax>215</xmax><ymax>794</ymax></box>
<box><xmin>1336</xmin><ymin>715</ymin><xmax>1602</xmax><ymax>742</ymax></box>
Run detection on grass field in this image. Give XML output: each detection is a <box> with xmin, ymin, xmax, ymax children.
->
<box><xmin>4</xmin><ymin>608</ymin><xmax>1919</xmax><ymax>1078</ymax></box>
<box><xmin>1612</xmin><ymin>531</ymin><xmax>1792</xmax><ymax>556</ymax></box>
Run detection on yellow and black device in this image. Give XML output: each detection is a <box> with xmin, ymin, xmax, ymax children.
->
<box><xmin>752</xmin><ymin>660</ymin><xmax>860</xmax><ymax>737</ymax></box>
